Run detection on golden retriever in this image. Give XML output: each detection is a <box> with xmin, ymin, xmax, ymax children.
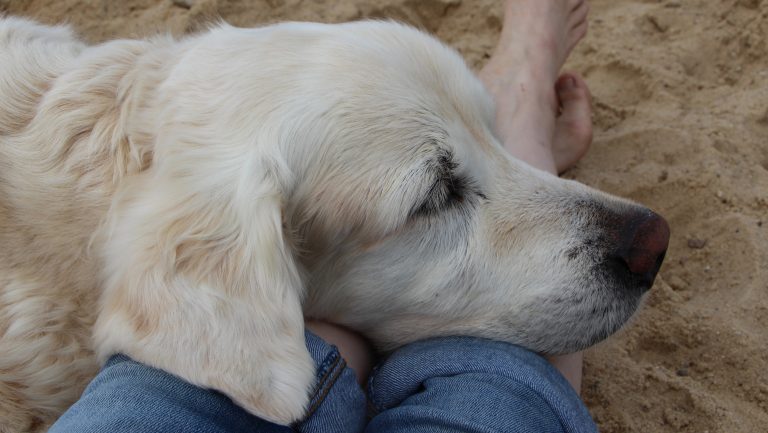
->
<box><xmin>0</xmin><ymin>17</ymin><xmax>669</xmax><ymax>431</ymax></box>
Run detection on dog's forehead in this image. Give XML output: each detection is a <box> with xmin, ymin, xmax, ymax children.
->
<box><xmin>340</xmin><ymin>75</ymin><xmax>500</xmax><ymax>189</ymax></box>
<box><xmin>360</xmin><ymin>106</ymin><xmax>499</xmax><ymax>200</ymax></box>
<box><xmin>343</xmin><ymin>102</ymin><xmax>498</xmax><ymax>187</ymax></box>
<box><xmin>269</xmin><ymin>21</ymin><xmax>507</xmax><ymax>192</ymax></box>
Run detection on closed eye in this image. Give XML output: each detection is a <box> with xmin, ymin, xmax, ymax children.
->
<box><xmin>410</xmin><ymin>152</ymin><xmax>485</xmax><ymax>218</ymax></box>
<box><xmin>413</xmin><ymin>173</ymin><xmax>467</xmax><ymax>217</ymax></box>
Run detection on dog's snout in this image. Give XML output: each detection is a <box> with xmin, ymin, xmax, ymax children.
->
<box><xmin>614</xmin><ymin>210</ymin><xmax>670</xmax><ymax>288</ymax></box>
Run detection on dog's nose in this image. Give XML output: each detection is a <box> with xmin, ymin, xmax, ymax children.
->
<box><xmin>616</xmin><ymin>210</ymin><xmax>670</xmax><ymax>287</ymax></box>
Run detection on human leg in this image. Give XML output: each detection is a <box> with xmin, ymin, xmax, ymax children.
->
<box><xmin>479</xmin><ymin>0</ymin><xmax>591</xmax><ymax>174</ymax></box>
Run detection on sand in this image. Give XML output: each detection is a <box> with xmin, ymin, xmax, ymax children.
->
<box><xmin>2</xmin><ymin>0</ymin><xmax>767</xmax><ymax>431</ymax></box>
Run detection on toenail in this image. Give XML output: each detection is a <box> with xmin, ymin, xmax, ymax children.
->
<box><xmin>558</xmin><ymin>75</ymin><xmax>577</xmax><ymax>91</ymax></box>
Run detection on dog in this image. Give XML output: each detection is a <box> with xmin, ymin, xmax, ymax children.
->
<box><xmin>0</xmin><ymin>17</ymin><xmax>669</xmax><ymax>431</ymax></box>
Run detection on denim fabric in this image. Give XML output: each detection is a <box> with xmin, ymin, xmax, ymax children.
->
<box><xmin>50</xmin><ymin>332</ymin><xmax>366</xmax><ymax>433</ymax></box>
<box><xmin>49</xmin><ymin>354</ymin><xmax>290</xmax><ymax>433</ymax></box>
<box><xmin>50</xmin><ymin>333</ymin><xmax>597</xmax><ymax>433</ymax></box>
<box><xmin>366</xmin><ymin>337</ymin><xmax>597</xmax><ymax>433</ymax></box>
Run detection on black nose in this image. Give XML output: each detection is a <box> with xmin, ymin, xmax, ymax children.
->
<box><xmin>615</xmin><ymin>210</ymin><xmax>670</xmax><ymax>288</ymax></box>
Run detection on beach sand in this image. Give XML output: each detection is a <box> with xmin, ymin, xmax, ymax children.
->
<box><xmin>2</xmin><ymin>0</ymin><xmax>767</xmax><ymax>431</ymax></box>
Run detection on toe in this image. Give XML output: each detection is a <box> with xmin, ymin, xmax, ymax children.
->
<box><xmin>568</xmin><ymin>0</ymin><xmax>585</xmax><ymax>11</ymax></box>
<box><xmin>554</xmin><ymin>73</ymin><xmax>593</xmax><ymax>172</ymax></box>
<box><xmin>568</xmin><ymin>2</ymin><xmax>590</xmax><ymax>50</ymax></box>
<box><xmin>569</xmin><ymin>20</ymin><xmax>589</xmax><ymax>53</ymax></box>
<box><xmin>570</xmin><ymin>1</ymin><xmax>590</xmax><ymax>29</ymax></box>
<box><xmin>556</xmin><ymin>73</ymin><xmax>593</xmax><ymax>141</ymax></box>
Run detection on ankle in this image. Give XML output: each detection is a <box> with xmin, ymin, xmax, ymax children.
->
<box><xmin>504</xmin><ymin>143</ymin><xmax>558</xmax><ymax>175</ymax></box>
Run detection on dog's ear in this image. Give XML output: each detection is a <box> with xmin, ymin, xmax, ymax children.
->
<box><xmin>94</xmin><ymin>159</ymin><xmax>314</xmax><ymax>425</ymax></box>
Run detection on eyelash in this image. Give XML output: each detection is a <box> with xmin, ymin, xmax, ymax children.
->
<box><xmin>413</xmin><ymin>173</ymin><xmax>468</xmax><ymax>217</ymax></box>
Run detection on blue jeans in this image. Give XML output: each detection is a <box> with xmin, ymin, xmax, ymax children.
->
<box><xmin>50</xmin><ymin>333</ymin><xmax>597</xmax><ymax>432</ymax></box>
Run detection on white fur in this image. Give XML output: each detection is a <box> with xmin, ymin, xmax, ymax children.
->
<box><xmin>1</xmin><ymin>18</ymin><xmax>650</xmax><ymax>431</ymax></box>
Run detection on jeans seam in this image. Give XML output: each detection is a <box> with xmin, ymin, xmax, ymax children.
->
<box><xmin>366</xmin><ymin>367</ymin><xmax>383</xmax><ymax>415</ymax></box>
<box><xmin>304</xmin><ymin>354</ymin><xmax>345</xmax><ymax>418</ymax></box>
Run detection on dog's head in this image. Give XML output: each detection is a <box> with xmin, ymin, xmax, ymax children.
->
<box><xmin>268</xmin><ymin>21</ymin><xmax>669</xmax><ymax>354</ymax></box>
<box><xmin>96</xmin><ymin>21</ymin><xmax>668</xmax><ymax>424</ymax></box>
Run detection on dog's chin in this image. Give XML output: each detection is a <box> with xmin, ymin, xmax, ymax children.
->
<box><xmin>509</xmin><ymin>283</ymin><xmax>647</xmax><ymax>355</ymax></box>
<box><xmin>563</xmin><ymin>292</ymin><xmax>646</xmax><ymax>354</ymax></box>
<box><xmin>535</xmin><ymin>260</ymin><xmax>659</xmax><ymax>353</ymax></box>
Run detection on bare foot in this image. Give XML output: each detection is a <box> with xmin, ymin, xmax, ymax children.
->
<box><xmin>479</xmin><ymin>0</ymin><xmax>590</xmax><ymax>173</ymax></box>
<box><xmin>490</xmin><ymin>71</ymin><xmax>594</xmax><ymax>175</ymax></box>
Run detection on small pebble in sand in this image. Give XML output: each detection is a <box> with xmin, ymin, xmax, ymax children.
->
<box><xmin>173</xmin><ymin>0</ymin><xmax>196</xmax><ymax>8</ymax></box>
<box><xmin>676</xmin><ymin>367</ymin><xmax>690</xmax><ymax>377</ymax></box>
<box><xmin>668</xmin><ymin>275</ymin><xmax>689</xmax><ymax>291</ymax></box>
<box><xmin>687</xmin><ymin>238</ymin><xmax>707</xmax><ymax>249</ymax></box>
<box><xmin>646</xmin><ymin>14</ymin><xmax>670</xmax><ymax>33</ymax></box>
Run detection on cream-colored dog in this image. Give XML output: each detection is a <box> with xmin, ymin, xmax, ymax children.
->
<box><xmin>0</xmin><ymin>17</ymin><xmax>669</xmax><ymax>431</ymax></box>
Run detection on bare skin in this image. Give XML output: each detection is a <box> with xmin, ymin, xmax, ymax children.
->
<box><xmin>479</xmin><ymin>0</ymin><xmax>592</xmax><ymax>174</ymax></box>
<box><xmin>309</xmin><ymin>0</ymin><xmax>595</xmax><ymax>393</ymax></box>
